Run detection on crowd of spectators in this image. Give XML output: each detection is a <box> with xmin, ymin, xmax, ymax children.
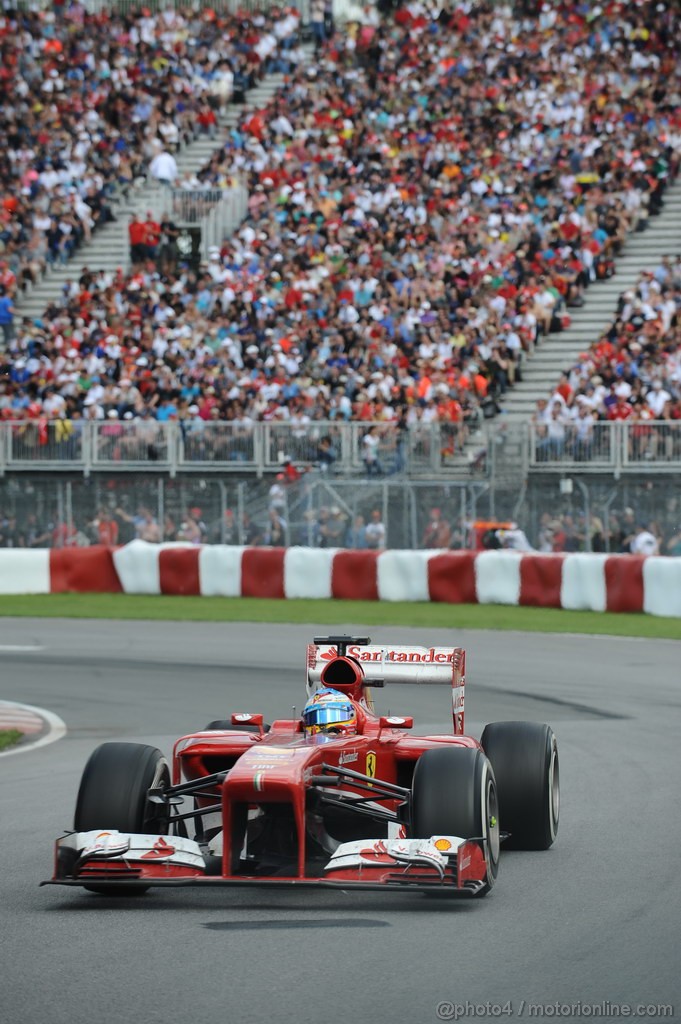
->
<box><xmin>3</xmin><ymin>497</ymin><xmax>679</xmax><ymax>555</ymax></box>
<box><xmin>0</xmin><ymin>0</ymin><xmax>677</xmax><ymax>465</ymax></box>
<box><xmin>0</xmin><ymin>2</ymin><xmax>301</xmax><ymax>292</ymax></box>
<box><xmin>534</xmin><ymin>257</ymin><xmax>681</xmax><ymax>461</ymax></box>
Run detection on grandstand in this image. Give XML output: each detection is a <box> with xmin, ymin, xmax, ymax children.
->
<box><xmin>0</xmin><ymin>0</ymin><xmax>679</xmax><ymax>553</ymax></box>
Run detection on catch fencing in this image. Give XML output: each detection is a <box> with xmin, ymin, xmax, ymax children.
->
<box><xmin>1</xmin><ymin>471</ymin><xmax>679</xmax><ymax>555</ymax></box>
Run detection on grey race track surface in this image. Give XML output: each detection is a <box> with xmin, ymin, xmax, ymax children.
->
<box><xmin>1</xmin><ymin>618</ymin><xmax>679</xmax><ymax>1024</ymax></box>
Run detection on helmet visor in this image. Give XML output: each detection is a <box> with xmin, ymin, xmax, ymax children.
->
<box><xmin>303</xmin><ymin>706</ymin><xmax>354</xmax><ymax>729</ymax></box>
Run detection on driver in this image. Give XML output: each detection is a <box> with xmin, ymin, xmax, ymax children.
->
<box><xmin>303</xmin><ymin>688</ymin><xmax>357</xmax><ymax>736</ymax></box>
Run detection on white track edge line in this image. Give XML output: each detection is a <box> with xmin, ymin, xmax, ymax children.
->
<box><xmin>0</xmin><ymin>701</ymin><xmax>67</xmax><ymax>757</ymax></box>
<box><xmin>0</xmin><ymin>645</ymin><xmax>45</xmax><ymax>652</ymax></box>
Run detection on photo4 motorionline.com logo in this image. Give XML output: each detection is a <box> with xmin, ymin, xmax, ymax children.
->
<box><xmin>435</xmin><ymin>1000</ymin><xmax>674</xmax><ymax>1020</ymax></box>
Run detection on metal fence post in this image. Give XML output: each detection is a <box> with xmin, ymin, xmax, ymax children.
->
<box><xmin>158</xmin><ymin>479</ymin><xmax>165</xmax><ymax>540</ymax></box>
<box><xmin>409</xmin><ymin>484</ymin><xmax>419</xmax><ymax>550</ymax></box>
<box><xmin>237</xmin><ymin>481</ymin><xmax>245</xmax><ymax>545</ymax></box>
<box><xmin>169</xmin><ymin>423</ymin><xmax>177</xmax><ymax>479</ymax></box>
<box><xmin>602</xmin><ymin>486</ymin><xmax>619</xmax><ymax>554</ymax></box>
<box><xmin>56</xmin><ymin>481</ymin><xmax>65</xmax><ymax>548</ymax></box>
<box><xmin>218</xmin><ymin>480</ymin><xmax>227</xmax><ymax>544</ymax></box>
<box><xmin>459</xmin><ymin>486</ymin><xmax>466</xmax><ymax>546</ymax></box>
<box><xmin>66</xmin><ymin>480</ymin><xmax>74</xmax><ymax>540</ymax></box>
<box><xmin>615</xmin><ymin>422</ymin><xmax>623</xmax><ymax>480</ymax></box>
<box><xmin>83</xmin><ymin>423</ymin><xmax>92</xmax><ymax>478</ymax></box>
<box><xmin>573</xmin><ymin>478</ymin><xmax>592</xmax><ymax>552</ymax></box>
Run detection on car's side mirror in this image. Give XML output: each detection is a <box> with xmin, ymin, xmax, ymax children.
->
<box><xmin>379</xmin><ymin>716</ymin><xmax>413</xmax><ymax>730</ymax></box>
<box><xmin>231</xmin><ymin>713</ymin><xmax>265</xmax><ymax>735</ymax></box>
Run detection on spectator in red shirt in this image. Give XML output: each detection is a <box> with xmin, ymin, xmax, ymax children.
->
<box><xmin>94</xmin><ymin>508</ymin><xmax>119</xmax><ymax>547</ymax></box>
<box><xmin>143</xmin><ymin>213</ymin><xmax>161</xmax><ymax>261</ymax></box>
<box><xmin>607</xmin><ymin>395</ymin><xmax>633</xmax><ymax>421</ymax></box>
<box><xmin>128</xmin><ymin>216</ymin><xmax>147</xmax><ymax>265</ymax></box>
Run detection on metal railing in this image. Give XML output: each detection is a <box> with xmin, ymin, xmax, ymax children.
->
<box><xmin>201</xmin><ymin>186</ymin><xmax>249</xmax><ymax>259</ymax></box>
<box><xmin>529</xmin><ymin>421</ymin><xmax>617</xmax><ymax>470</ymax></box>
<box><xmin>0</xmin><ymin>420</ymin><xmax>679</xmax><ymax>478</ymax></box>
<box><xmin>76</xmin><ymin>1</ymin><xmax>309</xmax><ymax>17</ymax></box>
<box><xmin>142</xmin><ymin>183</ymin><xmax>249</xmax><ymax>262</ymax></box>
<box><xmin>528</xmin><ymin>421</ymin><xmax>681</xmax><ymax>475</ymax></box>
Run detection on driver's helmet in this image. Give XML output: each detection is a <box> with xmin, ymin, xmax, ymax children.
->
<box><xmin>303</xmin><ymin>688</ymin><xmax>357</xmax><ymax>736</ymax></box>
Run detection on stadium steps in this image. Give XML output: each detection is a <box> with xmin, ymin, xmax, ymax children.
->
<box><xmin>498</xmin><ymin>177</ymin><xmax>681</xmax><ymax>421</ymax></box>
<box><xmin>437</xmin><ymin>181</ymin><xmax>681</xmax><ymax>479</ymax></box>
<box><xmin>14</xmin><ymin>73</ymin><xmax>288</xmax><ymax>321</ymax></box>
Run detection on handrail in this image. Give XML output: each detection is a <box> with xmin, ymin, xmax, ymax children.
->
<box><xmin>0</xmin><ymin>420</ymin><xmax>679</xmax><ymax>477</ymax></box>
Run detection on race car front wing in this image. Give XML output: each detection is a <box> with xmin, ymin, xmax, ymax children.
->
<box><xmin>42</xmin><ymin>829</ymin><xmax>490</xmax><ymax>897</ymax></box>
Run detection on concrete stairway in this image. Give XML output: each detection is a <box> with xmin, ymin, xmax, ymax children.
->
<box><xmin>15</xmin><ymin>72</ymin><xmax>287</xmax><ymax>321</ymax></box>
<box><xmin>499</xmin><ymin>177</ymin><xmax>681</xmax><ymax>421</ymax></box>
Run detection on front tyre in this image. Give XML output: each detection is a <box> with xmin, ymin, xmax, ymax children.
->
<box><xmin>411</xmin><ymin>746</ymin><xmax>500</xmax><ymax>893</ymax></box>
<box><xmin>480</xmin><ymin>722</ymin><xmax>559</xmax><ymax>850</ymax></box>
<box><xmin>74</xmin><ymin>742</ymin><xmax>170</xmax><ymax>896</ymax></box>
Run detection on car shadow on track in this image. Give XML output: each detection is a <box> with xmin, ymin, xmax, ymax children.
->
<box><xmin>44</xmin><ymin>893</ymin><xmax>480</xmax><ymax>914</ymax></box>
<box><xmin>204</xmin><ymin>918</ymin><xmax>390</xmax><ymax>930</ymax></box>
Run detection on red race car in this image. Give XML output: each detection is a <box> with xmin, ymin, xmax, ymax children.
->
<box><xmin>43</xmin><ymin>636</ymin><xmax>559</xmax><ymax>898</ymax></box>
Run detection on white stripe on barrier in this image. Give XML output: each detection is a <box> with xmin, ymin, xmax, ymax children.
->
<box><xmin>112</xmin><ymin>539</ymin><xmax>162</xmax><ymax>594</ymax></box>
<box><xmin>561</xmin><ymin>553</ymin><xmax>608</xmax><ymax>612</ymax></box>
<box><xmin>284</xmin><ymin>547</ymin><xmax>336</xmax><ymax>600</ymax></box>
<box><xmin>199</xmin><ymin>545</ymin><xmax>246</xmax><ymax>597</ymax></box>
<box><xmin>642</xmin><ymin>557</ymin><xmax>681</xmax><ymax>618</ymax></box>
<box><xmin>0</xmin><ymin>549</ymin><xmax>50</xmax><ymax>595</ymax></box>
<box><xmin>377</xmin><ymin>550</ymin><xmax>433</xmax><ymax>603</ymax></box>
<box><xmin>475</xmin><ymin>551</ymin><xmax>522</xmax><ymax>605</ymax></box>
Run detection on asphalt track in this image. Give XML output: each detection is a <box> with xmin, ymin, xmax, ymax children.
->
<box><xmin>1</xmin><ymin>618</ymin><xmax>679</xmax><ymax>1024</ymax></box>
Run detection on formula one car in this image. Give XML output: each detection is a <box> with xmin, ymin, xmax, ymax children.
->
<box><xmin>43</xmin><ymin>636</ymin><xmax>559</xmax><ymax>898</ymax></box>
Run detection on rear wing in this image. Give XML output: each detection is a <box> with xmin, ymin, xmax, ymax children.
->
<box><xmin>306</xmin><ymin>638</ymin><xmax>466</xmax><ymax>735</ymax></box>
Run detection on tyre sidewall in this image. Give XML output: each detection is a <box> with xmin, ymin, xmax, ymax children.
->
<box><xmin>74</xmin><ymin>742</ymin><xmax>169</xmax><ymax>835</ymax></box>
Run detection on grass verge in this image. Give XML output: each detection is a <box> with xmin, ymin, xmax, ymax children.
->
<box><xmin>0</xmin><ymin>593</ymin><xmax>678</xmax><ymax>639</ymax></box>
<box><xmin>0</xmin><ymin>729</ymin><xmax>23</xmax><ymax>752</ymax></box>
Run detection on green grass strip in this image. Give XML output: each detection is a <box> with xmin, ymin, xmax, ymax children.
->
<box><xmin>0</xmin><ymin>729</ymin><xmax>23</xmax><ymax>752</ymax></box>
<box><xmin>0</xmin><ymin>594</ymin><xmax>677</xmax><ymax>639</ymax></box>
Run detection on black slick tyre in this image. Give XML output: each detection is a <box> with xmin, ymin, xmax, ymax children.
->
<box><xmin>74</xmin><ymin>742</ymin><xmax>170</xmax><ymax>896</ymax></box>
<box><xmin>480</xmin><ymin>721</ymin><xmax>559</xmax><ymax>850</ymax></box>
<box><xmin>411</xmin><ymin>746</ymin><xmax>500</xmax><ymax>893</ymax></box>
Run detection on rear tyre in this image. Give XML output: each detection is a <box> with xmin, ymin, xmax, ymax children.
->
<box><xmin>480</xmin><ymin>722</ymin><xmax>559</xmax><ymax>850</ymax></box>
<box><xmin>411</xmin><ymin>747</ymin><xmax>500</xmax><ymax>893</ymax></box>
<box><xmin>74</xmin><ymin>742</ymin><xmax>170</xmax><ymax>896</ymax></box>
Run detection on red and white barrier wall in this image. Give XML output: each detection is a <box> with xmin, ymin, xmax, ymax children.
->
<box><xmin>0</xmin><ymin>540</ymin><xmax>679</xmax><ymax>617</ymax></box>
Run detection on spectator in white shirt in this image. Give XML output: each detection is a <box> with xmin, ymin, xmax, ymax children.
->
<box><xmin>150</xmin><ymin>149</ymin><xmax>178</xmax><ymax>186</ymax></box>
<box><xmin>646</xmin><ymin>380</ymin><xmax>671</xmax><ymax>418</ymax></box>
<box><xmin>630</xmin><ymin>525</ymin><xmax>659</xmax><ymax>556</ymax></box>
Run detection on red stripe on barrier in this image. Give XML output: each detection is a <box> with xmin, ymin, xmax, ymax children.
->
<box><xmin>605</xmin><ymin>555</ymin><xmax>645</xmax><ymax>613</ymax></box>
<box><xmin>427</xmin><ymin>552</ymin><xmax>477</xmax><ymax>604</ymax></box>
<box><xmin>49</xmin><ymin>546</ymin><xmax>122</xmax><ymax>594</ymax></box>
<box><xmin>519</xmin><ymin>554</ymin><xmax>564</xmax><ymax>608</ymax></box>
<box><xmin>159</xmin><ymin>548</ymin><xmax>201</xmax><ymax>596</ymax></box>
<box><xmin>331</xmin><ymin>551</ymin><xmax>379</xmax><ymax>601</ymax></box>
<box><xmin>241</xmin><ymin>547</ymin><xmax>285</xmax><ymax>599</ymax></box>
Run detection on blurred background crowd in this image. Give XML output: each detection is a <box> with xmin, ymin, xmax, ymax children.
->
<box><xmin>0</xmin><ymin>0</ymin><xmax>678</xmax><ymax>447</ymax></box>
<box><xmin>0</xmin><ymin>0</ymin><xmax>679</xmax><ymax>553</ymax></box>
<box><xmin>533</xmin><ymin>260</ymin><xmax>681</xmax><ymax>461</ymax></box>
<box><xmin>1</xmin><ymin>495</ymin><xmax>679</xmax><ymax>555</ymax></box>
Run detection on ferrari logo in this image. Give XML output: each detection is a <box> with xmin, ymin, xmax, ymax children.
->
<box><xmin>366</xmin><ymin>752</ymin><xmax>376</xmax><ymax>779</ymax></box>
